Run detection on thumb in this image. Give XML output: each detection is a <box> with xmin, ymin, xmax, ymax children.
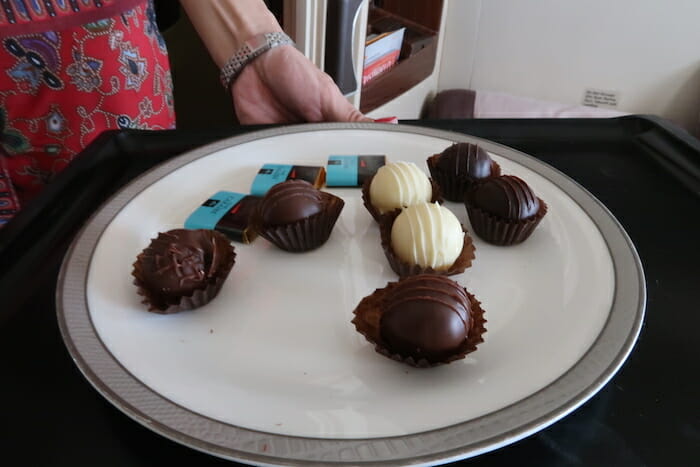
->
<box><xmin>346</xmin><ymin>107</ymin><xmax>374</xmax><ymax>123</ymax></box>
<box><xmin>322</xmin><ymin>82</ymin><xmax>372</xmax><ymax>123</ymax></box>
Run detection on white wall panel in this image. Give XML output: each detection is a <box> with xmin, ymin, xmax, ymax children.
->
<box><xmin>439</xmin><ymin>0</ymin><xmax>700</xmax><ymax>132</ymax></box>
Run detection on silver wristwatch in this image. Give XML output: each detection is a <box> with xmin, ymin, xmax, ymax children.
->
<box><xmin>219</xmin><ymin>32</ymin><xmax>295</xmax><ymax>89</ymax></box>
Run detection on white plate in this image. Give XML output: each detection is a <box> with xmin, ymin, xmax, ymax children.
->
<box><xmin>57</xmin><ymin>123</ymin><xmax>645</xmax><ymax>466</ymax></box>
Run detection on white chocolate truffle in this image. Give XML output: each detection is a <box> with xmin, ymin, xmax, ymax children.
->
<box><xmin>391</xmin><ymin>203</ymin><xmax>464</xmax><ymax>270</ymax></box>
<box><xmin>369</xmin><ymin>162</ymin><xmax>432</xmax><ymax>214</ymax></box>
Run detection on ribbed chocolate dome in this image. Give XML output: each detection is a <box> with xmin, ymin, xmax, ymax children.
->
<box><xmin>437</xmin><ymin>142</ymin><xmax>494</xmax><ymax>179</ymax></box>
<box><xmin>259</xmin><ymin>180</ymin><xmax>323</xmax><ymax>225</ymax></box>
<box><xmin>380</xmin><ymin>275</ymin><xmax>471</xmax><ymax>362</ymax></box>
<box><xmin>469</xmin><ymin>175</ymin><xmax>540</xmax><ymax>220</ymax></box>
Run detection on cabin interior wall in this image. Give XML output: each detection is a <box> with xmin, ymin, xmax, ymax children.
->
<box><xmin>439</xmin><ymin>0</ymin><xmax>700</xmax><ymax>133</ymax></box>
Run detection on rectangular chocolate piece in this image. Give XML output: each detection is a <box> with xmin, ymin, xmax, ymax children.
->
<box><xmin>326</xmin><ymin>155</ymin><xmax>386</xmax><ymax>187</ymax></box>
<box><xmin>184</xmin><ymin>191</ymin><xmax>260</xmax><ymax>243</ymax></box>
<box><xmin>250</xmin><ymin>164</ymin><xmax>326</xmax><ymax>196</ymax></box>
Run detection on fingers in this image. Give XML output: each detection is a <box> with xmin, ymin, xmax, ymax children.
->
<box><xmin>347</xmin><ymin>109</ymin><xmax>374</xmax><ymax>123</ymax></box>
<box><xmin>232</xmin><ymin>64</ymin><xmax>301</xmax><ymax>124</ymax></box>
<box><xmin>233</xmin><ymin>45</ymin><xmax>371</xmax><ymax>124</ymax></box>
<box><xmin>329</xmin><ymin>100</ymin><xmax>373</xmax><ymax>123</ymax></box>
<box><xmin>320</xmin><ymin>77</ymin><xmax>372</xmax><ymax>123</ymax></box>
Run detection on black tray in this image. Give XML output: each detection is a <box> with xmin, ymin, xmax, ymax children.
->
<box><xmin>1</xmin><ymin>116</ymin><xmax>698</xmax><ymax>466</ymax></box>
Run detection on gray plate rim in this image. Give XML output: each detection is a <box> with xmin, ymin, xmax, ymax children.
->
<box><xmin>57</xmin><ymin>123</ymin><xmax>646</xmax><ymax>466</ymax></box>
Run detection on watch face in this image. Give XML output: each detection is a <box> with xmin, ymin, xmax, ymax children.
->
<box><xmin>247</xmin><ymin>34</ymin><xmax>271</xmax><ymax>54</ymax></box>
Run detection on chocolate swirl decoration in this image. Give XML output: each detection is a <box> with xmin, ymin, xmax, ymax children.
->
<box><xmin>380</xmin><ymin>275</ymin><xmax>472</xmax><ymax>363</ymax></box>
<box><xmin>259</xmin><ymin>180</ymin><xmax>324</xmax><ymax>226</ymax></box>
<box><xmin>150</xmin><ymin>243</ymin><xmax>207</xmax><ymax>294</ymax></box>
<box><xmin>437</xmin><ymin>142</ymin><xmax>494</xmax><ymax>179</ymax></box>
<box><xmin>469</xmin><ymin>175</ymin><xmax>540</xmax><ymax>220</ymax></box>
<box><xmin>132</xmin><ymin>229</ymin><xmax>235</xmax><ymax>313</ymax></box>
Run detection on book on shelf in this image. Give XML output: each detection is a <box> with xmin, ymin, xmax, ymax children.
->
<box><xmin>362</xmin><ymin>27</ymin><xmax>405</xmax><ymax>85</ymax></box>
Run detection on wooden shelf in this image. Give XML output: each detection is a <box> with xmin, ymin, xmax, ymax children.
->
<box><xmin>360</xmin><ymin>1</ymin><xmax>443</xmax><ymax>114</ymax></box>
<box><xmin>360</xmin><ymin>39</ymin><xmax>437</xmax><ymax>113</ymax></box>
<box><xmin>375</xmin><ymin>0</ymin><xmax>443</xmax><ymax>32</ymax></box>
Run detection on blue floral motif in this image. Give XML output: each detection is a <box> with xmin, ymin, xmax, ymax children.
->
<box><xmin>83</xmin><ymin>18</ymin><xmax>114</xmax><ymax>34</ymax></box>
<box><xmin>45</xmin><ymin>108</ymin><xmax>66</xmax><ymax>134</ymax></box>
<box><xmin>29</xmin><ymin>0</ymin><xmax>42</xmax><ymax>15</ymax></box>
<box><xmin>145</xmin><ymin>0</ymin><xmax>167</xmax><ymax>51</ymax></box>
<box><xmin>0</xmin><ymin>107</ymin><xmax>30</xmax><ymax>154</ymax></box>
<box><xmin>118</xmin><ymin>44</ymin><xmax>147</xmax><ymax>91</ymax></box>
<box><xmin>117</xmin><ymin>115</ymin><xmax>132</xmax><ymax>129</ymax></box>
<box><xmin>43</xmin><ymin>31</ymin><xmax>59</xmax><ymax>44</ymax></box>
<box><xmin>12</xmin><ymin>0</ymin><xmax>29</xmax><ymax>19</ymax></box>
<box><xmin>8</xmin><ymin>61</ymin><xmax>42</xmax><ymax>90</ymax></box>
<box><xmin>4</xmin><ymin>37</ymin><xmax>63</xmax><ymax>92</ymax></box>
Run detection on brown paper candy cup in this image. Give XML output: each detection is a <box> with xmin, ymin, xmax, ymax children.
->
<box><xmin>361</xmin><ymin>174</ymin><xmax>443</xmax><ymax>223</ymax></box>
<box><xmin>427</xmin><ymin>154</ymin><xmax>501</xmax><ymax>202</ymax></box>
<box><xmin>466</xmin><ymin>198</ymin><xmax>548</xmax><ymax>246</ymax></box>
<box><xmin>131</xmin><ymin>230</ymin><xmax>236</xmax><ymax>314</ymax></box>
<box><xmin>351</xmin><ymin>280</ymin><xmax>486</xmax><ymax>368</ymax></box>
<box><xmin>253</xmin><ymin>192</ymin><xmax>345</xmax><ymax>252</ymax></box>
<box><xmin>378</xmin><ymin>210</ymin><xmax>476</xmax><ymax>278</ymax></box>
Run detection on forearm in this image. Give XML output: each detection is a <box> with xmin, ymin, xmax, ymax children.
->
<box><xmin>179</xmin><ymin>0</ymin><xmax>282</xmax><ymax>67</ymax></box>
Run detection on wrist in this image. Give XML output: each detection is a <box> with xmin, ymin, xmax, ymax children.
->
<box><xmin>181</xmin><ymin>0</ymin><xmax>282</xmax><ymax>67</ymax></box>
<box><xmin>225</xmin><ymin>0</ymin><xmax>282</xmax><ymax>48</ymax></box>
<box><xmin>220</xmin><ymin>32</ymin><xmax>295</xmax><ymax>89</ymax></box>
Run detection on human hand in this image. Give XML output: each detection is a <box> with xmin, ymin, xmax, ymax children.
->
<box><xmin>231</xmin><ymin>45</ymin><xmax>370</xmax><ymax>124</ymax></box>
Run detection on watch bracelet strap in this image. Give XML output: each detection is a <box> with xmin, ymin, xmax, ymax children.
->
<box><xmin>219</xmin><ymin>32</ymin><xmax>295</xmax><ymax>89</ymax></box>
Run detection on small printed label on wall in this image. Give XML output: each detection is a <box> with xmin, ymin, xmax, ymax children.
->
<box><xmin>583</xmin><ymin>88</ymin><xmax>620</xmax><ymax>108</ymax></box>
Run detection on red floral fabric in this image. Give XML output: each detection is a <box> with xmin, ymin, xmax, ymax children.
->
<box><xmin>0</xmin><ymin>0</ymin><xmax>175</xmax><ymax>226</ymax></box>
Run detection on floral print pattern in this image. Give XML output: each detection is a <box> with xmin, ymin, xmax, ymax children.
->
<box><xmin>0</xmin><ymin>0</ymin><xmax>175</xmax><ymax>225</ymax></box>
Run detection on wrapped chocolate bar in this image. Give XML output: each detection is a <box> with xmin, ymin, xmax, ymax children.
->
<box><xmin>326</xmin><ymin>155</ymin><xmax>386</xmax><ymax>187</ymax></box>
<box><xmin>185</xmin><ymin>191</ymin><xmax>260</xmax><ymax>243</ymax></box>
<box><xmin>250</xmin><ymin>163</ymin><xmax>326</xmax><ymax>196</ymax></box>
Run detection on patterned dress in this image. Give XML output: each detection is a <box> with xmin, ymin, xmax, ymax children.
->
<box><xmin>0</xmin><ymin>0</ymin><xmax>176</xmax><ymax>226</ymax></box>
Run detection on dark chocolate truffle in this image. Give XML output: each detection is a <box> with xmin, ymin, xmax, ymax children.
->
<box><xmin>259</xmin><ymin>180</ymin><xmax>323</xmax><ymax>226</ymax></box>
<box><xmin>426</xmin><ymin>142</ymin><xmax>500</xmax><ymax>202</ymax></box>
<box><xmin>465</xmin><ymin>175</ymin><xmax>547</xmax><ymax>245</ymax></box>
<box><xmin>352</xmin><ymin>275</ymin><xmax>487</xmax><ymax>367</ymax></box>
<box><xmin>437</xmin><ymin>142</ymin><xmax>494</xmax><ymax>179</ymax></box>
<box><xmin>252</xmin><ymin>179</ymin><xmax>345</xmax><ymax>252</ymax></box>
<box><xmin>380</xmin><ymin>275</ymin><xmax>471</xmax><ymax>362</ymax></box>
<box><xmin>132</xmin><ymin>229</ymin><xmax>235</xmax><ymax>312</ymax></box>
<box><xmin>469</xmin><ymin>175</ymin><xmax>540</xmax><ymax>220</ymax></box>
